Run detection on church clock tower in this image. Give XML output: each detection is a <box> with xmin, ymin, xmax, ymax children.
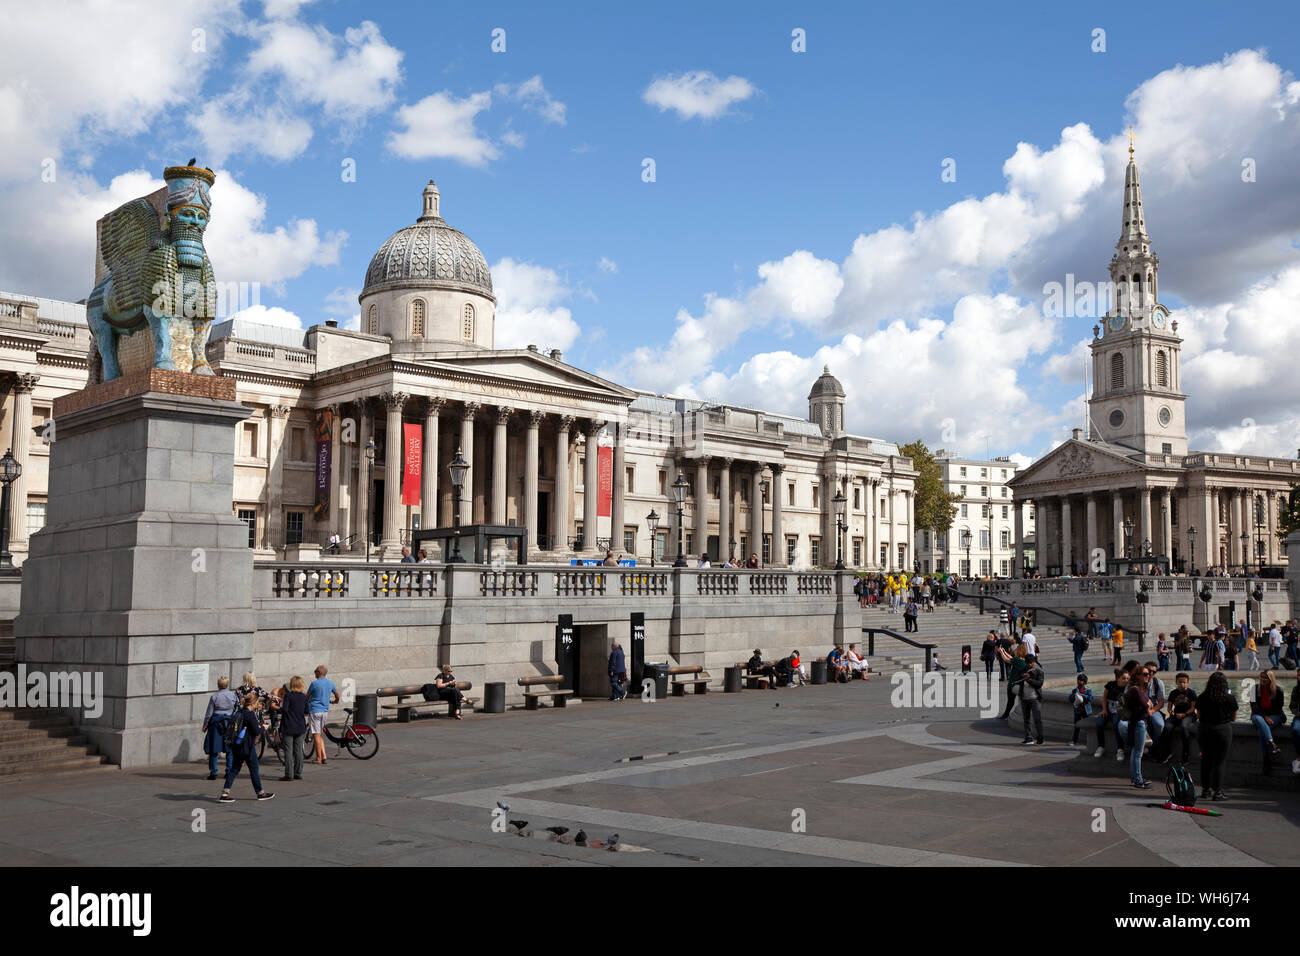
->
<box><xmin>1088</xmin><ymin>136</ymin><xmax>1187</xmax><ymax>457</ymax></box>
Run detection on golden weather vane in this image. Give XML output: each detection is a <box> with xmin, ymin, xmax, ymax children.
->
<box><xmin>1128</xmin><ymin>125</ymin><xmax>1136</xmax><ymax>158</ymax></box>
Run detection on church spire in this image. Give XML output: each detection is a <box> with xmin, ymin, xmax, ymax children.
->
<box><xmin>1119</xmin><ymin>128</ymin><xmax>1148</xmax><ymax>245</ymax></box>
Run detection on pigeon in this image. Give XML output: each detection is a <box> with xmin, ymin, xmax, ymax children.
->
<box><xmin>774</xmin><ymin>702</ymin><xmax>780</xmax><ymax>708</ymax></box>
<box><xmin>545</xmin><ymin>826</ymin><xmax>569</xmax><ymax>836</ymax></box>
<box><xmin>496</xmin><ymin>801</ymin><xmax>510</xmax><ymax>812</ymax></box>
<box><xmin>606</xmin><ymin>833</ymin><xmax>620</xmax><ymax>849</ymax></box>
<box><xmin>574</xmin><ymin>829</ymin><xmax>587</xmax><ymax>845</ymax></box>
<box><xmin>187</xmin><ymin>157</ymin><xmax>196</xmax><ymax>166</ymax></box>
<box><xmin>509</xmin><ymin>819</ymin><xmax>528</xmax><ymax>832</ymax></box>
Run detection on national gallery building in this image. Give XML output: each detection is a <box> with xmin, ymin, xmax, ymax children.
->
<box><xmin>1011</xmin><ymin>149</ymin><xmax>1297</xmax><ymax>576</ymax></box>
<box><xmin>0</xmin><ymin>179</ymin><xmax>918</xmax><ymax>569</ymax></box>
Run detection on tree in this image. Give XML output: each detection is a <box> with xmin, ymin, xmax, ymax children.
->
<box><xmin>899</xmin><ymin>440</ymin><xmax>962</xmax><ymax>536</ymax></box>
<box><xmin>1278</xmin><ymin>484</ymin><xmax>1300</xmax><ymax>542</ymax></box>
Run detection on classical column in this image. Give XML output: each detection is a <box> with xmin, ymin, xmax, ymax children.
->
<box><xmin>610</xmin><ymin>422</ymin><xmax>626</xmax><ymax>555</ymax></box>
<box><xmin>1084</xmin><ymin>494</ymin><xmax>1097</xmax><ymax>572</ymax></box>
<box><xmin>905</xmin><ymin>489</ymin><xmax>914</xmax><ymax>571</ymax></box>
<box><xmin>267</xmin><ymin>404</ymin><xmax>292</xmax><ymax>550</ymax></box>
<box><xmin>1139</xmin><ymin>487</ymin><xmax>1153</xmax><ymax>558</ymax></box>
<box><xmin>458</xmin><ymin>402</ymin><xmax>479</xmax><ymax>526</ymax></box>
<box><xmin>870</xmin><ymin>479</ymin><xmax>879</xmax><ymax>568</ymax></box>
<box><xmin>1014</xmin><ymin>499</ymin><xmax>1026</xmax><ymax>576</ymax></box>
<box><xmin>7</xmin><ymin>373</ymin><xmax>38</xmax><ymax>554</ymax></box>
<box><xmin>1112</xmin><ymin>491</ymin><xmax>1124</xmax><ymax>560</ymax></box>
<box><xmin>524</xmin><ymin>410</ymin><xmax>541</xmax><ymax>551</ymax></box>
<box><xmin>1267</xmin><ymin>491</ymin><xmax>1279</xmax><ymax>564</ymax></box>
<box><xmin>582</xmin><ymin>419</ymin><xmax>602</xmax><ymax>551</ymax></box>
<box><xmin>718</xmin><ymin>458</ymin><xmax>732</xmax><ymax>561</ymax></box>
<box><xmin>1243</xmin><ymin>488</ymin><xmax>1256</xmax><ymax>570</ymax></box>
<box><xmin>492</xmin><ymin>406</ymin><xmax>509</xmax><ymax>525</ymax></box>
<box><xmin>1200</xmin><ymin>489</ymin><xmax>1215</xmax><ymax>572</ymax></box>
<box><xmin>421</xmin><ymin>398</ymin><xmax>443</xmax><ymax>532</ymax></box>
<box><xmin>1212</xmin><ymin>488</ymin><xmax>1222</xmax><ymax>570</ymax></box>
<box><xmin>553</xmin><ymin>415</ymin><xmax>573</xmax><ymax>551</ymax></box>
<box><xmin>327</xmin><ymin>404</ymin><xmax>342</xmax><ymax>540</ymax></box>
<box><xmin>1060</xmin><ymin>497</ymin><xmax>1073</xmax><ymax>574</ymax></box>
<box><xmin>694</xmin><ymin>456</ymin><xmax>710</xmax><ymax>558</ymax></box>
<box><xmin>1161</xmin><ymin>489</ymin><xmax>1173</xmax><ymax>563</ymax></box>
<box><xmin>1229</xmin><ymin>490</ymin><xmax>1242</xmax><ymax>568</ymax></box>
<box><xmin>352</xmin><ymin>401</ymin><xmax>371</xmax><ymax>551</ymax></box>
<box><xmin>887</xmin><ymin>477</ymin><xmax>896</xmax><ymax>570</ymax></box>
<box><xmin>770</xmin><ymin>464</ymin><xmax>784</xmax><ymax>566</ymax></box>
<box><xmin>380</xmin><ymin>391</ymin><xmax>408</xmax><ymax>552</ymax></box>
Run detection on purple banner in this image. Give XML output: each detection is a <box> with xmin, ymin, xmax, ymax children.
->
<box><xmin>313</xmin><ymin>409</ymin><xmax>333</xmax><ymax>520</ymax></box>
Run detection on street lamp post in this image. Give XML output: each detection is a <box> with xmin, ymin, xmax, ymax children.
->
<box><xmin>833</xmin><ymin>489</ymin><xmax>847</xmax><ymax>570</ymax></box>
<box><xmin>960</xmin><ymin>528</ymin><xmax>972</xmax><ymax>579</ymax></box>
<box><xmin>1188</xmin><ymin>526</ymin><xmax>1197</xmax><ymax>577</ymax></box>
<box><xmin>364</xmin><ymin>438</ymin><xmax>375</xmax><ymax>564</ymax></box>
<box><xmin>646</xmin><ymin>509</ymin><xmax>660</xmax><ymax>568</ymax></box>
<box><xmin>759</xmin><ymin>476</ymin><xmax>769</xmax><ymax>568</ymax></box>
<box><xmin>447</xmin><ymin>447</ymin><xmax>469</xmax><ymax>563</ymax></box>
<box><xmin>0</xmin><ymin>449</ymin><xmax>21</xmax><ymax>572</ymax></box>
<box><xmin>1123</xmin><ymin>517</ymin><xmax>1135</xmax><ymax>564</ymax></box>
<box><xmin>728</xmin><ymin>537</ymin><xmax>737</xmax><ymax>567</ymax></box>
<box><xmin>1255</xmin><ymin>495</ymin><xmax>1264</xmax><ymax>573</ymax></box>
<box><xmin>671</xmin><ymin>473</ymin><xmax>689</xmax><ymax>567</ymax></box>
<box><xmin>1240</xmin><ymin>531</ymin><xmax>1250</xmax><ymax>576</ymax></box>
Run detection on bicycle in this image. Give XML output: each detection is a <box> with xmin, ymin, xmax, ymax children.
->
<box><xmin>314</xmin><ymin>707</ymin><xmax>380</xmax><ymax>760</ymax></box>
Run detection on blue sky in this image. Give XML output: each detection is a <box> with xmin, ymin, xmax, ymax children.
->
<box><xmin>3</xmin><ymin>0</ymin><xmax>1300</xmax><ymax>465</ymax></box>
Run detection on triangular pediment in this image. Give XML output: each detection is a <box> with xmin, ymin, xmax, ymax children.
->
<box><xmin>1010</xmin><ymin>438</ymin><xmax>1148</xmax><ymax>489</ymax></box>
<box><xmin>405</xmin><ymin>348</ymin><xmax>636</xmax><ymax>404</ymax></box>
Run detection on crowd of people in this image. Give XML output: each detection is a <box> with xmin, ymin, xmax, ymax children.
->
<box><xmin>201</xmin><ymin>665</ymin><xmax>340</xmax><ymax>803</ymax></box>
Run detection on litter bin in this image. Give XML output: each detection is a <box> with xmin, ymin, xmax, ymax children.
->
<box><xmin>482</xmin><ymin>682</ymin><xmax>505</xmax><ymax>714</ymax></box>
<box><xmin>811</xmin><ymin>660</ymin><xmax>827</xmax><ymax>685</ymax></box>
<box><xmin>355</xmin><ymin>693</ymin><xmax>378</xmax><ymax>727</ymax></box>
<box><xmin>724</xmin><ymin>665</ymin><xmax>742</xmax><ymax>693</ymax></box>
<box><xmin>642</xmin><ymin>662</ymin><xmax>670</xmax><ymax>700</ymax></box>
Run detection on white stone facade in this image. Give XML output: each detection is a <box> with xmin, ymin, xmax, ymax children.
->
<box><xmin>917</xmin><ymin>454</ymin><xmax>1031</xmax><ymax>577</ymax></box>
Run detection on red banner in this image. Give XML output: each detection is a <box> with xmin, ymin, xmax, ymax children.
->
<box><xmin>402</xmin><ymin>423</ymin><xmax>422</xmax><ymax>506</ymax></box>
<box><xmin>597</xmin><ymin>444</ymin><xmax>612</xmax><ymax>517</ymax></box>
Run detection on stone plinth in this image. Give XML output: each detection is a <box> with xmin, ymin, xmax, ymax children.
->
<box><xmin>15</xmin><ymin>379</ymin><xmax>252</xmax><ymax>767</ymax></box>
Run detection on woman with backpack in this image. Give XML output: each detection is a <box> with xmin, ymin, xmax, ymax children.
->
<box><xmin>1195</xmin><ymin>671</ymin><xmax>1238</xmax><ymax>801</ymax></box>
<box><xmin>995</xmin><ymin>642</ymin><xmax>1028</xmax><ymax>720</ymax></box>
<box><xmin>219</xmin><ymin>693</ymin><xmax>275</xmax><ymax>803</ymax></box>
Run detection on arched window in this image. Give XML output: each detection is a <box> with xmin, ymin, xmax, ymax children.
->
<box><xmin>1155</xmin><ymin>350</ymin><xmax>1167</xmax><ymax>387</ymax></box>
<box><xmin>462</xmin><ymin>302</ymin><xmax>475</xmax><ymax>341</ymax></box>
<box><xmin>1146</xmin><ymin>272</ymin><xmax>1153</xmax><ymax>291</ymax></box>
<box><xmin>1110</xmin><ymin>352</ymin><xmax>1124</xmax><ymax>390</ymax></box>
<box><xmin>367</xmin><ymin>304</ymin><xmax>379</xmax><ymax>336</ymax></box>
<box><xmin>410</xmin><ymin>299</ymin><xmax>425</xmax><ymax>338</ymax></box>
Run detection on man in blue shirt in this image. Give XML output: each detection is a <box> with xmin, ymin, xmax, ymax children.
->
<box><xmin>307</xmin><ymin>665</ymin><xmax>340</xmax><ymax>764</ymax></box>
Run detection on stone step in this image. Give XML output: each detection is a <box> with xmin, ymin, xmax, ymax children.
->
<box><xmin>0</xmin><ymin>754</ymin><xmax>111</xmax><ymax>778</ymax></box>
<box><xmin>0</xmin><ymin>736</ymin><xmax>97</xmax><ymax>764</ymax></box>
<box><xmin>0</xmin><ymin>723</ymin><xmax>79</xmax><ymax>743</ymax></box>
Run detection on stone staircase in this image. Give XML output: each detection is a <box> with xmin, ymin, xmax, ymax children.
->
<box><xmin>860</xmin><ymin>601</ymin><xmax>1084</xmax><ymax>675</ymax></box>
<box><xmin>0</xmin><ymin>709</ymin><xmax>111</xmax><ymax>777</ymax></box>
<box><xmin>1</xmin><ymin>621</ymin><xmax>113</xmax><ymax>777</ymax></box>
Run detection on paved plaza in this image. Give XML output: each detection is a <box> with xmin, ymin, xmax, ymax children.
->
<box><xmin>2</xmin><ymin>677</ymin><xmax>1297</xmax><ymax>868</ymax></box>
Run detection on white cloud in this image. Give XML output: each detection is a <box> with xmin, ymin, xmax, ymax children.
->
<box><xmin>225</xmin><ymin>304</ymin><xmax>306</xmax><ymax>328</ymax></box>
<box><xmin>494</xmin><ymin>75</ymin><xmax>566</xmax><ymax>124</ymax></box>
<box><xmin>491</xmin><ymin>258</ymin><xmax>581</xmax><ymax>351</ymax></box>
<box><xmin>0</xmin><ymin>0</ymin><xmax>243</xmax><ymax>182</ymax></box>
<box><xmin>193</xmin><ymin>92</ymin><xmax>315</xmax><ymax>163</ymax></box>
<box><xmin>643</xmin><ymin>71</ymin><xmax>756</xmax><ymax>120</ymax></box>
<box><xmin>388</xmin><ymin>91</ymin><xmax>499</xmax><ymax>165</ymax></box>
<box><xmin>598</xmin><ymin>257</ymin><xmax>618</xmax><ymax>274</ymax></box>
<box><xmin>245</xmin><ymin>19</ymin><xmax>402</xmax><ymax>124</ymax></box>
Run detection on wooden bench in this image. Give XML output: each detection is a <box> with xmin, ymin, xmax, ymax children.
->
<box><xmin>376</xmin><ymin>682</ymin><xmax>473</xmax><ymax>721</ymax></box>
<box><xmin>735</xmin><ymin>661</ymin><xmax>776</xmax><ymax>689</ymax></box>
<box><xmin>518</xmin><ymin>675</ymin><xmax>574</xmax><ymax>710</ymax></box>
<box><xmin>668</xmin><ymin>665</ymin><xmax>711</xmax><ymax>696</ymax></box>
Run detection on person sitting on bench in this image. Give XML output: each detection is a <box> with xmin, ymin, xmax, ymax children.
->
<box><xmin>747</xmin><ymin>649</ymin><xmax>777</xmax><ymax>689</ymax></box>
<box><xmin>435</xmin><ymin>664</ymin><xmax>466</xmax><ymax>720</ymax></box>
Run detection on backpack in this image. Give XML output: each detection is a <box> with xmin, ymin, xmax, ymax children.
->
<box><xmin>222</xmin><ymin>707</ymin><xmax>247</xmax><ymax>752</ymax></box>
<box><xmin>1165</xmin><ymin>764</ymin><xmax>1196</xmax><ymax>806</ymax></box>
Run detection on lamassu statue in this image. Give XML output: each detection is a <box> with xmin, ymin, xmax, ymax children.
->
<box><xmin>86</xmin><ymin>163</ymin><xmax>218</xmax><ymax>383</ymax></box>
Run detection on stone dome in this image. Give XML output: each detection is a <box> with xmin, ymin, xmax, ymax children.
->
<box><xmin>808</xmin><ymin>365</ymin><xmax>845</xmax><ymax>399</ymax></box>
<box><xmin>361</xmin><ymin>181</ymin><xmax>494</xmax><ymax>301</ymax></box>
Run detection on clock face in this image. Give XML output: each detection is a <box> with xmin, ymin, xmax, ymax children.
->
<box><xmin>1158</xmin><ymin>406</ymin><xmax>1172</xmax><ymax>427</ymax></box>
<box><xmin>1152</xmin><ymin>308</ymin><xmax>1166</xmax><ymax>329</ymax></box>
<box><xmin>1108</xmin><ymin>314</ymin><xmax>1127</xmax><ymax>333</ymax></box>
